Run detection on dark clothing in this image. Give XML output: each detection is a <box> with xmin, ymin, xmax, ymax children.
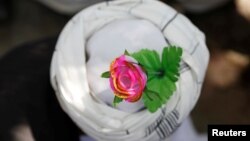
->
<box><xmin>0</xmin><ymin>37</ymin><xmax>81</xmax><ymax>141</ymax></box>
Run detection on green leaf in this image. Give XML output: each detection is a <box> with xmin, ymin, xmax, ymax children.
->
<box><xmin>143</xmin><ymin>76</ymin><xmax>177</xmax><ymax>113</ymax></box>
<box><xmin>147</xmin><ymin>76</ymin><xmax>176</xmax><ymax>104</ymax></box>
<box><xmin>142</xmin><ymin>89</ymin><xmax>162</xmax><ymax>113</ymax></box>
<box><xmin>162</xmin><ymin>46</ymin><xmax>182</xmax><ymax>82</ymax></box>
<box><xmin>114</xmin><ymin>46</ymin><xmax>183</xmax><ymax>113</ymax></box>
<box><xmin>101</xmin><ymin>71</ymin><xmax>110</xmax><ymax>78</ymax></box>
<box><xmin>131</xmin><ymin>49</ymin><xmax>161</xmax><ymax>72</ymax></box>
<box><xmin>113</xmin><ymin>96</ymin><xmax>123</xmax><ymax>107</ymax></box>
<box><xmin>124</xmin><ymin>50</ymin><xmax>130</xmax><ymax>56</ymax></box>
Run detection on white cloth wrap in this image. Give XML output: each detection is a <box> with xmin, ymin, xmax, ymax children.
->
<box><xmin>50</xmin><ymin>0</ymin><xmax>209</xmax><ymax>141</ymax></box>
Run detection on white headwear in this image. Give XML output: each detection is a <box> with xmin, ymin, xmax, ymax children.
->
<box><xmin>50</xmin><ymin>0</ymin><xmax>209</xmax><ymax>141</ymax></box>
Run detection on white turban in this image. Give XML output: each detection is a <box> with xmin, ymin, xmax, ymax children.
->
<box><xmin>50</xmin><ymin>0</ymin><xmax>209</xmax><ymax>140</ymax></box>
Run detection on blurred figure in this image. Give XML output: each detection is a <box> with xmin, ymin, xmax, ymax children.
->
<box><xmin>207</xmin><ymin>50</ymin><xmax>249</xmax><ymax>88</ymax></box>
<box><xmin>0</xmin><ymin>0</ymin><xmax>10</xmax><ymax>22</ymax></box>
<box><xmin>176</xmin><ymin>0</ymin><xmax>231</xmax><ymax>13</ymax></box>
<box><xmin>236</xmin><ymin>0</ymin><xmax>250</xmax><ymax>21</ymax></box>
<box><xmin>12</xmin><ymin>123</ymin><xmax>34</xmax><ymax>141</ymax></box>
<box><xmin>36</xmin><ymin>0</ymin><xmax>103</xmax><ymax>15</ymax></box>
<box><xmin>36</xmin><ymin>0</ymin><xmax>233</xmax><ymax>15</ymax></box>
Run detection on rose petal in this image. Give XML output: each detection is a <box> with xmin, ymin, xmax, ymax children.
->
<box><xmin>108</xmin><ymin>55</ymin><xmax>147</xmax><ymax>102</ymax></box>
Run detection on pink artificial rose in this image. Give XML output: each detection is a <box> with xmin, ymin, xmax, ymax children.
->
<box><xmin>109</xmin><ymin>55</ymin><xmax>147</xmax><ymax>102</ymax></box>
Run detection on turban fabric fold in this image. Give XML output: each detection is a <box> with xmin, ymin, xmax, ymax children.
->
<box><xmin>50</xmin><ymin>0</ymin><xmax>209</xmax><ymax>140</ymax></box>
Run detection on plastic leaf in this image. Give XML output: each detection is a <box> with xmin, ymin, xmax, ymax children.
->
<box><xmin>142</xmin><ymin>89</ymin><xmax>162</xmax><ymax>113</ymax></box>
<box><xmin>162</xmin><ymin>46</ymin><xmax>182</xmax><ymax>82</ymax></box>
<box><xmin>140</xmin><ymin>46</ymin><xmax>182</xmax><ymax>113</ymax></box>
<box><xmin>113</xmin><ymin>96</ymin><xmax>123</xmax><ymax>107</ymax></box>
<box><xmin>146</xmin><ymin>76</ymin><xmax>176</xmax><ymax>103</ymax></box>
<box><xmin>101</xmin><ymin>71</ymin><xmax>110</xmax><ymax>78</ymax></box>
<box><xmin>124</xmin><ymin>50</ymin><xmax>130</xmax><ymax>56</ymax></box>
<box><xmin>131</xmin><ymin>49</ymin><xmax>161</xmax><ymax>71</ymax></box>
